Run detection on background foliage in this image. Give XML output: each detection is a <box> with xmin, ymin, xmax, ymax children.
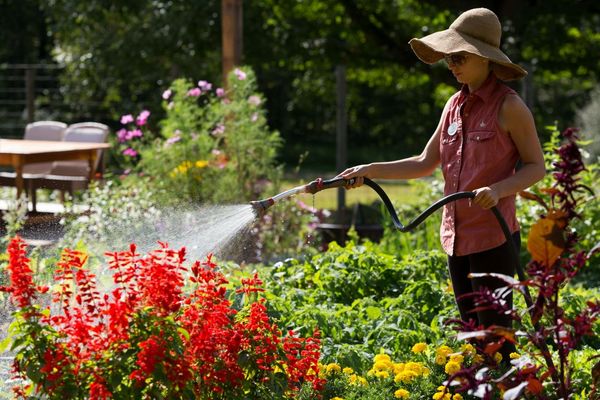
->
<box><xmin>2</xmin><ymin>0</ymin><xmax>600</xmax><ymax>170</ymax></box>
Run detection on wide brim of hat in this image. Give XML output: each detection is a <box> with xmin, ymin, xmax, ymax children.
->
<box><xmin>409</xmin><ymin>28</ymin><xmax>527</xmax><ymax>81</ymax></box>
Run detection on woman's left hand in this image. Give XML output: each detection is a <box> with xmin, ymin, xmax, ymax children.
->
<box><xmin>472</xmin><ymin>186</ymin><xmax>500</xmax><ymax>209</ymax></box>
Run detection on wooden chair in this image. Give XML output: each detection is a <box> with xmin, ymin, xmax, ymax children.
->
<box><xmin>29</xmin><ymin>122</ymin><xmax>110</xmax><ymax>211</ymax></box>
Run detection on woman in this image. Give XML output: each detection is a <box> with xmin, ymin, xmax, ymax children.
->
<box><xmin>338</xmin><ymin>8</ymin><xmax>545</xmax><ymax>360</ymax></box>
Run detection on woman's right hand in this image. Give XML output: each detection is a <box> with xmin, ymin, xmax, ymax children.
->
<box><xmin>336</xmin><ymin>164</ymin><xmax>372</xmax><ymax>189</ymax></box>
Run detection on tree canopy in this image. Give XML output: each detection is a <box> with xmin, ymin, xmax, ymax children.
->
<box><xmin>2</xmin><ymin>0</ymin><xmax>600</xmax><ymax>169</ymax></box>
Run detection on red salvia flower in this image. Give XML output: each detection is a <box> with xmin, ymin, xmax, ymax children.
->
<box><xmin>1</xmin><ymin>236</ymin><xmax>44</xmax><ymax>308</ymax></box>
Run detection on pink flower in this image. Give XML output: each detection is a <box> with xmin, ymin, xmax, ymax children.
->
<box><xmin>216</xmin><ymin>88</ymin><xmax>225</xmax><ymax>97</ymax></box>
<box><xmin>197</xmin><ymin>80</ymin><xmax>212</xmax><ymax>91</ymax></box>
<box><xmin>162</xmin><ymin>89</ymin><xmax>172</xmax><ymax>100</ymax></box>
<box><xmin>122</xmin><ymin>148</ymin><xmax>138</xmax><ymax>157</ymax></box>
<box><xmin>165</xmin><ymin>130</ymin><xmax>181</xmax><ymax>146</ymax></box>
<box><xmin>128</xmin><ymin>129</ymin><xmax>143</xmax><ymax>139</ymax></box>
<box><xmin>167</xmin><ymin>101</ymin><xmax>174</xmax><ymax>109</ymax></box>
<box><xmin>136</xmin><ymin>110</ymin><xmax>150</xmax><ymax>126</ymax></box>
<box><xmin>120</xmin><ymin>114</ymin><xmax>134</xmax><ymax>124</ymax></box>
<box><xmin>116</xmin><ymin>129</ymin><xmax>128</xmax><ymax>143</ymax></box>
<box><xmin>248</xmin><ymin>95</ymin><xmax>261</xmax><ymax>106</ymax></box>
<box><xmin>251</xmin><ymin>113</ymin><xmax>258</xmax><ymax>122</ymax></box>
<box><xmin>211</xmin><ymin>124</ymin><xmax>225</xmax><ymax>136</ymax></box>
<box><xmin>234</xmin><ymin>68</ymin><xmax>247</xmax><ymax>80</ymax></box>
<box><xmin>187</xmin><ymin>88</ymin><xmax>201</xmax><ymax>97</ymax></box>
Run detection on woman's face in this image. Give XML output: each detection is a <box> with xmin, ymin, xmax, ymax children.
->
<box><xmin>444</xmin><ymin>52</ymin><xmax>490</xmax><ymax>88</ymax></box>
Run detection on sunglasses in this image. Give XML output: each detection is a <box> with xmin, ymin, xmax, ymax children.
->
<box><xmin>443</xmin><ymin>53</ymin><xmax>469</xmax><ymax>66</ymax></box>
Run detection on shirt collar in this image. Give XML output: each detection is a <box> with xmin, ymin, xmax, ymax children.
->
<box><xmin>459</xmin><ymin>72</ymin><xmax>499</xmax><ymax>103</ymax></box>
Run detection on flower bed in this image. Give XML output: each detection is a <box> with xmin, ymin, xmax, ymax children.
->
<box><xmin>1</xmin><ymin>239</ymin><xmax>322</xmax><ymax>399</ymax></box>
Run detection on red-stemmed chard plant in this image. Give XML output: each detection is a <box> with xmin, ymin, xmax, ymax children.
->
<box><xmin>1</xmin><ymin>241</ymin><xmax>324</xmax><ymax>399</ymax></box>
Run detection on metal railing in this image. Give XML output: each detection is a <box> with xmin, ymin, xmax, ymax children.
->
<box><xmin>0</xmin><ymin>63</ymin><xmax>109</xmax><ymax>138</ymax></box>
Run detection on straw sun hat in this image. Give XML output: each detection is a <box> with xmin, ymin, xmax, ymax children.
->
<box><xmin>409</xmin><ymin>8</ymin><xmax>527</xmax><ymax>81</ymax></box>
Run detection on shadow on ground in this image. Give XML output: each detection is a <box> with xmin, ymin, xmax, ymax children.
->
<box><xmin>0</xmin><ymin>212</ymin><xmax>65</xmax><ymax>247</ymax></box>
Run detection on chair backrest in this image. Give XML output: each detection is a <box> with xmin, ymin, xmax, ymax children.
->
<box><xmin>63</xmin><ymin>122</ymin><xmax>109</xmax><ymax>143</ymax></box>
<box><xmin>24</xmin><ymin>121</ymin><xmax>67</xmax><ymax>141</ymax></box>
<box><xmin>50</xmin><ymin>122</ymin><xmax>110</xmax><ymax>177</ymax></box>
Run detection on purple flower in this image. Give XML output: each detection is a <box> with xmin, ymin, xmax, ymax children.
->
<box><xmin>122</xmin><ymin>148</ymin><xmax>138</xmax><ymax>157</ymax></box>
<box><xmin>216</xmin><ymin>88</ymin><xmax>225</xmax><ymax>97</ymax></box>
<box><xmin>162</xmin><ymin>89</ymin><xmax>172</xmax><ymax>100</ymax></box>
<box><xmin>187</xmin><ymin>88</ymin><xmax>201</xmax><ymax>97</ymax></box>
<box><xmin>120</xmin><ymin>114</ymin><xmax>134</xmax><ymax>124</ymax></box>
<box><xmin>136</xmin><ymin>110</ymin><xmax>150</xmax><ymax>126</ymax></box>
<box><xmin>234</xmin><ymin>68</ymin><xmax>247</xmax><ymax>80</ymax></box>
<box><xmin>197</xmin><ymin>80</ymin><xmax>212</xmax><ymax>91</ymax></box>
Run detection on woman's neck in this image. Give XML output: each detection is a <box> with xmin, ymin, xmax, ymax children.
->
<box><xmin>467</xmin><ymin>71</ymin><xmax>491</xmax><ymax>93</ymax></box>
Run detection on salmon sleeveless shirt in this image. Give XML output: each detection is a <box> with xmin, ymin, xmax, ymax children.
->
<box><xmin>439</xmin><ymin>73</ymin><xmax>520</xmax><ymax>256</ymax></box>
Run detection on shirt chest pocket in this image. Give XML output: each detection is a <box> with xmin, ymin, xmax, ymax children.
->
<box><xmin>466</xmin><ymin>129</ymin><xmax>496</xmax><ymax>143</ymax></box>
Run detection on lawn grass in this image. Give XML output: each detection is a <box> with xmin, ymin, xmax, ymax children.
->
<box><xmin>279</xmin><ymin>177</ymin><xmax>420</xmax><ymax>211</ymax></box>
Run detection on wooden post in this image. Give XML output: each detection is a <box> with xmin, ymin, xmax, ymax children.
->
<box><xmin>336</xmin><ymin>65</ymin><xmax>347</xmax><ymax>222</ymax></box>
<box><xmin>222</xmin><ymin>0</ymin><xmax>243</xmax><ymax>87</ymax></box>
<box><xmin>25</xmin><ymin>67</ymin><xmax>36</xmax><ymax>123</ymax></box>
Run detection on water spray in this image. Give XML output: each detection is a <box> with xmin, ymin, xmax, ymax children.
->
<box><xmin>251</xmin><ymin>176</ymin><xmax>537</xmax><ymax>328</ymax></box>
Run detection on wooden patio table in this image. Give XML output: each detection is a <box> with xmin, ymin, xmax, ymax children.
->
<box><xmin>0</xmin><ymin>139</ymin><xmax>111</xmax><ymax>197</ymax></box>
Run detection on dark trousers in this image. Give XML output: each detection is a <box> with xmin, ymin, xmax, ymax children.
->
<box><xmin>447</xmin><ymin>231</ymin><xmax>520</xmax><ymax>360</ymax></box>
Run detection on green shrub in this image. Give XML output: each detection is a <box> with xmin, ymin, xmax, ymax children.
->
<box><xmin>139</xmin><ymin>66</ymin><xmax>282</xmax><ymax>205</ymax></box>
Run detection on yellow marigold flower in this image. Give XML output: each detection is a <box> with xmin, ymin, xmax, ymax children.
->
<box><xmin>445</xmin><ymin>361</ymin><xmax>461</xmax><ymax>375</ymax></box>
<box><xmin>374</xmin><ymin>353</ymin><xmax>392</xmax><ymax>364</ymax></box>
<box><xmin>453</xmin><ymin>394</ymin><xmax>463</xmax><ymax>400</ymax></box>
<box><xmin>449</xmin><ymin>354</ymin><xmax>464</xmax><ymax>364</ymax></box>
<box><xmin>195</xmin><ymin>159</ymin><xmax>209</xmax><ymax>168</ymax></box>
<box><xmin>373</xmin><ymin>360</ymin><xmax>393</xmax><ymax>372</ymax></box>
<box><xmin>326</xmin><ymin>363</ymin><xmax>341</xmax><ymax>374</ymax></box>
<box><xmin>411</xmin><ymin>342</ymin><xmax>428</xmax><ymax>353</ymax></box>
<box><xmin>395</xmin><ymin>388</ymin><xmax>410</xmax><ymax>399</ymax></box>
<box><xmin>437</xmin><ymin>385</ymin><xmax>448</xmax><ymax>392</ymax></box>
<box><xmin>435</xmin><ymin>354</ymin><xmax>447</xmax><ymax>365</ymax></box>
<box><xmin>343</xmin><ymin>367</ymin><xmax>354</xmax><ymax>375</ymax></box>
<box><xmin>422</xmin><ymin>367</ymin><xmax>431</xmax><ymax>376</ymax></box>
<box><xmin>375</xmin><ymin>370</ymin><xmax>390</xmax><ymax>379</ymax></box>
<box><xmin>393</xmin><ymin>362</ymin><xmax>405</xmax><ymax>374</ymax></box>
<box><xmin>436</xmin><ymin>345</ymin><xmax>453</xmax><ymax>357</ymax></box>
<box><xmin>493</xmin><ymin>353</ymin><xmax>503</xmax><ymax>363</ymax></box>
<box><xmin>358</xmin><ymin>376</ymin><xmax>368</xmax><ymax>386</ymax></box>
<box><xmin>394</xmin><ymin>370</ymin><xmax>417</xmax><ymax>384</ymax></box>
<box><xmin>331</xmin><ymin>397</ymin><xmax>344</xmax><ymax>400</ymax></box>
<box><xmin>509</xmin><ymin>352</ymin><xmax>520</xmax><ymax>359</ymax></box>
<box><xmin>405</xmin><ymin>361</ymin><xmax>423</xmax><ymax>374</ymax></box>
<box><xmin>460</xmin><ymin>343</ymin><xmax>475</xmax><ymax>355</ymax></box>
<box><xmin>433</xmin><ymin>393</ymin><xmax>446</xmax><ymax>400</ymax></box>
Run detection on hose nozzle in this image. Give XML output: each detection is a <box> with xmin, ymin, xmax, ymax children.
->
<box><xmin>250</xmin><ymin>198</ymin><xmax>275</xmax><ymax>217</ymax></box>
<box><xmin>250</xmin><ymin>177</ymin><xmax>355</xmax><ymax>218</ymax></box>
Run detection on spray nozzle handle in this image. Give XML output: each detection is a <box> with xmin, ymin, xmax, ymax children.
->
<box><xmin>304</xmin><ymin>177</ymin><xmax>356</xmax><ymax>194</ymax></box>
